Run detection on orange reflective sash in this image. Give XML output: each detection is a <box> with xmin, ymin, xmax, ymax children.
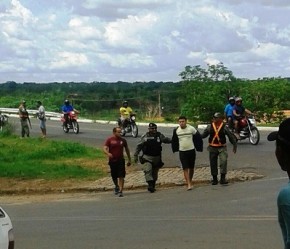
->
<box><xmin>209</xmin><ymin>122</ymin><xmax>225</xmax><ymax>147</ymax></box>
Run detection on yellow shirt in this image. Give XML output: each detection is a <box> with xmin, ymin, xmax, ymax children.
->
<box><xmin>120</xmin><ymin>106</ymin><xmax>133</xmax><ymax>118</ymax></box>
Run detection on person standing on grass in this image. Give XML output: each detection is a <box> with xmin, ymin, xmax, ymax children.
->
<box><xmin>36</xmin><ymin>101</ymin><xmax>46</xmax><ymax>138</ymax></box>
<box><xmin>18</xmin><ymin>100</ymin><xmax>30</xmax><ymax>138</ymax></box>
<box><xmin>267</xmin><ymin>118</ymin><xmax>290</xmax><ymax>248</ymax></box>
<box><xmin>171</xmin><ymin>116</ymin><xmax>199</xmax><ymax>191</ymax></box>
<box><xmin>103</xmin><ymin>127</ymin><xmax>132</xmax><ymax>197</ymax></box>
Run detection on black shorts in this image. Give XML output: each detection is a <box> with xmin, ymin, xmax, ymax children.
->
<box><xmin>179</xmin><ymin>149</ymin><xmax>196</xmax><ymax>169</ymax></box>
<box><xmin>109</xmin><ymin>159</ymin><xmax>126</xmax><ymax>178</ymax></box>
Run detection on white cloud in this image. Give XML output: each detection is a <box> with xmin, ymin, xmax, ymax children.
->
<box><xmin>0</xmin><ymin>0</ymin><xmax>290</xmax><ymax>83</ymax></box>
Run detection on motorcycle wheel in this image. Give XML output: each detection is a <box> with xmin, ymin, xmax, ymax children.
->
<box><xmin>249</xmin><ymin>127</ymin><xmax>260</xmax><ymax>145</ymax></box>
<box><xmin>131</xmin><ymin>124</ymin><xmax>138</xmax><ymax>138</ymax></box>
<box><xmin>63</xmin><ymin>124</ymin><xmax>69</xmax><ymax>133</ymax></box>
<box><xmin>72</xmin><ymin>121</ymin><xmax>79</xmax><ymax>134</ymax></box>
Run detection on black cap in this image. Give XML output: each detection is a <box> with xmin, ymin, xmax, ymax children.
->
<box><xmin>148</xmin><ymin>123</ymin><xmax>157</xmax><ymax>129</ymax></box>
<box><xmin>267</xmin><ymin>118</ymin><xmax>290</xmax><ymax>145</ymax></box>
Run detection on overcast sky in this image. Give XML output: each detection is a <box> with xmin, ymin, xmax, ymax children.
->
<box><xmin>1</xmin><ymin>0</ymin><xmax>290</xmax><ymax>83</ymax></box>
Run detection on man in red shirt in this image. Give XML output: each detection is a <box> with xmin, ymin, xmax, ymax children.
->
<box><xmin>103</xmin><ymin>127</ymin><xmax>132</xmax><ymax>197</ymax></box>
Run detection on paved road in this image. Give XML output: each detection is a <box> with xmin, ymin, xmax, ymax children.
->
<box><xmin>3</xmin><ymin>118</ymin><xmax>285</xmax><ymax>249</ymax></box>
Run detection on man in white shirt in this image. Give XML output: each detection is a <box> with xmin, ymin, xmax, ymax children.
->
<box><xmin>172</xmin><ymin>116</ymin><xmax>197</xmax><ymax>190</ymax></box>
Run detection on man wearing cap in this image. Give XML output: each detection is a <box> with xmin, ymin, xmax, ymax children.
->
<box><xmin>18</xmin><ymin>100</ymin><xmax>30</xmax><ymax>138</ymax></box>
<box><xmin>134</xmin><ymin>123</ymin><xmax>171</xmax><ymax>193</ymax></box>
<box><xmin>201</xmin><ymin>112</ymin><xmax>237</xmax><ymax>185</ymax></box>
<box><xmin>268</xmin><ymin>118</ymin><xmax>290</xmax><ymax>248</ymax></box>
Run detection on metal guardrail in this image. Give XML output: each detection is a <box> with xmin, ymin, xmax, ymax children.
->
<box><xmin>0</xmin><ymin>108</ymin><xmax>62</xmax><ymax>119</ymax></box>
<box><xmin>0</xmin><ymin>108</ymin><xmax>278</xmax><ymax>130</ymax></box>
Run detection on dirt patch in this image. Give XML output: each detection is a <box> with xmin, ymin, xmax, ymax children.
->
<box><xmin>0</xmin><ymin>164</ymin><xmax>139</xmax><ymax>204</ymax></box>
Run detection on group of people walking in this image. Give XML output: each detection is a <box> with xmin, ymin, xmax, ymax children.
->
<box><xmin>103</xmin><ymin>112</ymin><xmax>237</xmax><ymax>197</ymax></box>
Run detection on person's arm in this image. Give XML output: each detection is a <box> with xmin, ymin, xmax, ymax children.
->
<box><xmin>160</xmin><ymin>133</ymin><xmax>171</xmax><ymax>144</ymax></box>
<box><xmin>73</xmin><ymin>108</ymin><xmax>79</xmax><ymax>113</ymax></box>
<box><xmin>120</xmin><ymin>107</ymin><xmax>126</xmax><ymax>115</ymax></box>
<box><xmin>103</xmin><ymin>145</ymin><xmax>113</xmax><ymax>159</ymax></box>
<box><xmin>245</xmin><ymin>108</ymin><xmax>253</xmax><ymax>115</ymax></box>
<box><xmin>200</xmin><ymin>124</ymin><xmax>210</xmax><ymax>139</ymax></box>
<box><xmin>224</xmin><ymin>126</ymin><xmax>237</xmax><ymax>153</ymax></box>
<box><xmin>233</xmin><ymin>107</ymin><xmax>240</xmax><ymax>118</ymax></box>
<box><xmin>124</xmin><ymin>143</ymin><xmax>132</xmax><ymax>166</ymax></box>
<box><xmin>134</xmin><ymin>135</ymin><xmax>145</xmax><ymax>162</ymax></box>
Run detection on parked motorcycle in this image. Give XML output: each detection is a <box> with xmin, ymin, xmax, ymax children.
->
<box><xmin>61</xmin><ymin>111</ymin><xmax>79</xmax><ymax>134</ymax></box>
<box><xmin>120</xmin><ymin>114</ymin><xmax>138</xmax><ymax>138</ymax></box>
<box><xmin>230</xmin><ymin>115</ymin><xmax>260</xmax><ymax>145</ymax></box>
<box><xmin>0</xmin><ymin>113</ymin><xmax>9</xmax><ymax>131</ymax></box>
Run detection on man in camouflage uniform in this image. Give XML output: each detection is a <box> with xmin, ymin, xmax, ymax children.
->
<box><xmin>18</xmin><ymin>100</ymin><xmax>30</xmax><ymax>138</ymax></box>
<box><xmin>134</xmin><ymin>123</ymin><xmax>171</xmax><ymax>193</ymax></box>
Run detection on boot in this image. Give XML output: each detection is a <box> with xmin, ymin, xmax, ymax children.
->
<box><xmin>211</xmin><ymin>175</ymin><xmax>218</xmax><ymax>185</ymax></box>
<box><xmin>147</xmin><ymin>181</ymin><xmax>155</xmax><ymax>193</ymax></box>
<box><xmin>152</xmin><ymin>181</ymin><xmax>156</xmax><ymax>192</ymax></box>
<box><xmin>220</xmin><ymin>174</ymin><xmax>229</xmax><ymax>185</ymax></box>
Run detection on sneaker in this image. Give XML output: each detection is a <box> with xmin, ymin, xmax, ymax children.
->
<box><xmin>114</xmin><ymin>186</ymin><xmax>120</xmax><ymax>195</ymax></box>
<box><xmin>118</xmin><ymin>191</ymin><xmax>123</xmax><ymax>197</ymax></box>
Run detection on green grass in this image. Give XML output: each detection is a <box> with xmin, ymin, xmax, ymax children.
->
<box><xmin>0</xmin><ymin>136</ymin><xmax>106</xmax><ymax>180</ymax></box>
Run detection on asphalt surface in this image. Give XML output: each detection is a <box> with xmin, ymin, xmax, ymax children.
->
<box><xmin>1</xmin><ymin>118</ymin><xmax>286</xmax><ymax>249</ymax></box>
<box><xmin>7</xmin><ymin>117</ymin><xmax>276</xmax><ymax>193</ymax></box>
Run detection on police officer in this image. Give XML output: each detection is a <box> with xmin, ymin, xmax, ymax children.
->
<box><xmin>134</xmin><ymin>123</ymin><xmax>171</xmax><ymax>193</ymax></box>
<box><xmin>201</xmin><ymin>112</ymin><xmax>237</xmax><ymax>185</ymax></box>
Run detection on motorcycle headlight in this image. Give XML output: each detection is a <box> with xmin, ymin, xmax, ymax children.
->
<box><xmin>131</xmin><ymin>116</ymin><xmax>135</xmax><ymax>120</ymax></box>
<box><xmin>71</xmin><ymin>111</ymin><xmax>75</xmax><ymax>115</ymax></box>
<box><xmin>249</xmin><ymin>118</ymin><xmax>256</xmax><ymax>126</ymax></box>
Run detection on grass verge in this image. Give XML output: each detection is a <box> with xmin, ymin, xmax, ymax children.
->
<box><xmin>0</xmin><ymin>135</ymin><xmax>107</xmax><ymax>180</ymax></box>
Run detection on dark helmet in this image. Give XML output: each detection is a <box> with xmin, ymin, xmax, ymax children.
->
<box><xmin>64</xmin><ymin>99</ymin><xmax>70</xmax><ymax>105</ymax></box>
<box><xmin>148</xmin><ymin>123</ymin><xmax>157</xmax><ymax>129</ymax></box>
<box><xmin>213</xmin><ymin>112</ymin><xmax>222</xmax><ymax>119</ymax></box>
<box><xmin>37</xmin><ymin>101</ymin><xmax>42</xmax><ymax>105</ymax></box>
<box><xmin>123</xmin><ymin>100</ymin><xmax>128</xmax><ymax>106</ymax></box>
<box><xmin>229</xmin><ymin>97</ymin><xmax>235</xmax><ymax>102</ymax></box>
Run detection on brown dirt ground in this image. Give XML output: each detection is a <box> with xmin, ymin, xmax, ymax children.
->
<box><xmin>0</xmin><ymin>160</ymin><xmax>139</xmax><ymax>204</ymax></box>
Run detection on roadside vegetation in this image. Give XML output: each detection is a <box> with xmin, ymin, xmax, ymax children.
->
<box><xmin>0</xmin><ymin>130</ymin><xmax>107</xmax><ymax>181</ymax></box>
<box><xmin>1</xmin><ymin>63</ymin><xmax>289</xmax><ymax>124</ymax></box>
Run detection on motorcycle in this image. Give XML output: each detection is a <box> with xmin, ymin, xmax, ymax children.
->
<box><xmin>229</xmin><ymin>115</ymin><xmax>260</xmax><ymax>145</ymax></box>
<box><xmin>120</xmin><ymin>114</ymin><xmax>138</xmax><ymax>138</ymax></box>
<box><xmin>0</xmin><ymin>113</ymin><xmax>8</xmax><ymax>131</ymax></box>
<box><xmin>61</xmin><ymin>111</ymin><xmax>79</xmax><ymax>134</ymax></box>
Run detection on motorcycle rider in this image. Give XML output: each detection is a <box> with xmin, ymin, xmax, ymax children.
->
<box><xmin>119</xmin><ymin>101</ymin><xmax>133</xmax><ymax>130</ymax></box>
<box><xmin>224</xmin><ymin>96</ymin><xmax>235</xmax><ymax>129</ymax></box>
<box><xmin>61</xmin><ymin>100</ymin><xmax>79</xmax><ymax>127</ymax></box>
<box><xmin>134</xmin><ymin>123</ymin><xmax>171</xmax><ymax>193</ymax></box>
<box><xmin>232</xmin><ymin>97</ymin><xmax>253</xmax><ymax>139</ymax></box>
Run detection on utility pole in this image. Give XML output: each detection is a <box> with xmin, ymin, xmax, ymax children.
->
<box><xmin>158</xmin><ymin>91</ymin><xmax>161</xmax><ymax>118</ymax></box>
